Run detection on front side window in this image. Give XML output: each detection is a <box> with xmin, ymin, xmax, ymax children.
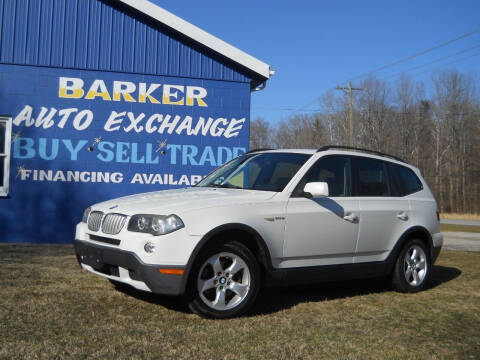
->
<box><xmin>196</xmin><ymin>152</ymin><xmax>311</xmax><ymax>192</ymax></box>
<box><xmin>293</xmin><ymin>155</ymin><xmax>351</xmax><ymax>197</ymax></box>
<box><xmin>0</xmin><ymin>116</ymin><xmax>12</xmax><ymax>197</ymax></box>
<box><xmin>352</xmin><ymin>157</ymin><xmax>389</xmax><ymax>196</ymax></box>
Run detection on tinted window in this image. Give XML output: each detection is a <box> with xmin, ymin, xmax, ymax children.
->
<box><xmin>294</xmin><ymin>156</ymin><xmax>351</xmax><ymax>197</ymax></box>
<box><xmin>196</xmin><ymin>153</ymin><xmax>311</xmax><ymax>192</ymax></box>
<box><xmin>391</xmin><ymin>164</ymin><xmax>423</xmax><ymax>195</ymax></box>
<box><xmin>352</xmin><ymin>157</ymin><xmax>389</xmax><ymax>196</ymax></box>
<box><xmin>386</xmin><ymin>163</ymin><xmax>403</xmax><ymax>197</ymax></box>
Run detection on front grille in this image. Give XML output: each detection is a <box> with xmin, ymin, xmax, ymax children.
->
<box><xmin>102</xmin><ymin>213</ymin><xmax>127</xmax><ymax>235</ymax></box>
<box><xmin>88</xmin><ymin>211</ymin><xmax>104</xmax><ymax>231</ymax></box>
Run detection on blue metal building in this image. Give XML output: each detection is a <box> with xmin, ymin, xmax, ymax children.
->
<box><xmin>0</xmin><ymin>0</ymin><xmax>272</xmax><ymax>243</ymax></box>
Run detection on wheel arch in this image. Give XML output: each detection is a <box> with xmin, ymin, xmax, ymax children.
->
<box><xmin>180</xmin><ymin>223</ymin><xmax>273</xmax><ymax>293</ymax></box>
<box><xmin>387</xmin><ymin>225</ymin><xmax>434</xmax><ymax>270</ymax></box>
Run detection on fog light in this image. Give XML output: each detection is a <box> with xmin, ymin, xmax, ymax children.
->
<box><xmin>144</xmin><ymin>242</ymin><xmax>156</xmax><ymax>253</ymax></box>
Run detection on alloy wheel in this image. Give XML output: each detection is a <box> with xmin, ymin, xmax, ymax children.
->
<box><xmin>197</xmin><ymin>252</ymin><xmax>251</xmax><ymax>311</ymax></box>
<box><xmin>403</xmin><ymin>245</ymin><xmax>428</xmax><ymax>286</ymax></box>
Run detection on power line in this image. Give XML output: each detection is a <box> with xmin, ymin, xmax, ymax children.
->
<box><xmin>252</xmin><ymin>108</ymin><xmax>480</xmax><ymax>117</ymax></box>
<box><xmin>255</xmin><ymin>107</ymin><xmax>321</xmax><ymax>111</ymax></box>
<box><xmin>409</xmin><ymin>52</ymin><xmax>480</xmax><ymax>78</ymax></box>
<box><xmin>286</xmin><ymin>98</ymin><xmax>321</xmax><ymax>116</ymax></box>
<box><xmin>288</xmin><ymin>28</ymin><xmax>480</xmax><ymax>117</ymax></box>
<box><xmin>381</xmin><ymin>44</ymin><xmax>480</xmax><ymax>80</ymax></box>
<box><xmin>339</xmin><ymin>28</ymin><xmax>480</xmax><ymax>85</ymax></box>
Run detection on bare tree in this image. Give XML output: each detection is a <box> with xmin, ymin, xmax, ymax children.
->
<box><xmin>356</xmin><ymin>76</ymin><xmax>393</xmax><ymax>152</ymax></box>
<box><xmin>274</xmin><ymin>114</ymin><xmax>326</xmax><ymax>148</ymax></box>
<box><xmin>249</xmin><ymin>117</ymin><xmax>272</xmax><ymax>149</ymax></box>
<box><xmin>431</xmin><ymin>70</ymin><xmax>477</xmax><ymax>212</ymax></box>
<box><xmin>320</xmin><ymin>90</ymin><xmax>348</xmax><ymax>145</ymax></box>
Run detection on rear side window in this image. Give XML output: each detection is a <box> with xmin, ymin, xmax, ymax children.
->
<box><xmin>352</xmin><ymin>157</ymin><xmax>389</xmax><ymax>196</ymax></box>
<box><xmin>388</xmin><ymin>163</ymin><xmax>423</xmax><ymax>196</ymax></box>
<box><xmin>386</xmin><ymin>164</ymin><xmax>403</xmax><ymax>196</ymax></box>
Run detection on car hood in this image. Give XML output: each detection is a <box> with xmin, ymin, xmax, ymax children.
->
<box><xmin>92</xmin><ymin>187</ymin><xmax>277</xmax><ymax>216</ymax></box>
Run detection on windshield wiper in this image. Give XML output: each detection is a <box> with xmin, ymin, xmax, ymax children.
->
<box><xmin>209</xmin><ymin>183</ymin><xmax>243</xmax><ymax>189</ymax></box>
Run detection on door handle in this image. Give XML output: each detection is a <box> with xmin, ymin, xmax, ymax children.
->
<box><xmin>396</xmin><ymin>212</ymin><xmax>408</xmax><ymax>221</ymax></box>
<box><xmin>343</xmin><ymin>213</ymin><xmax>358</xmax><ymax>222</ymax></box>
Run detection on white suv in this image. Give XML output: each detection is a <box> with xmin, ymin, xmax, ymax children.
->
<box><xmin>75</xmin><ymin>146</ymin><xmax>443</xmax><ymax>318</ymax></box>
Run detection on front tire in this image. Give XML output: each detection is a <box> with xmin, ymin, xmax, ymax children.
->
<box><xmin>391</xmin><ymin>239</ymin><xmax>430</xmax><ymax>292</ymax></box>
<box><xmin>188</xmin><ymin>241</ymin><xmax>261</xmax><ymax>319</ymax></box>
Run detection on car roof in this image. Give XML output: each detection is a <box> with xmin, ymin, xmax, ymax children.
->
<box><xmin>253</xmin><ymin>149</ymin><xmax>317</xmax><ymax>155</ymax></box>
<box><xmin>252</xmin><ymin>148</ymin><xmax>420</xmax><ymax>172</ymax></box>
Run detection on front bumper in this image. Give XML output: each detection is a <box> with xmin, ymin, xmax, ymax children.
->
<box><xmin>74</xmin><ymin>240</ymin><xmax>185</xmax><ymax>295</ymax></box>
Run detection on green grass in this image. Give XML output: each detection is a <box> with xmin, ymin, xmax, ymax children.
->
<box><xmin>1</xmin><ymin>244</ymin><xmax>479</xmax><ymax>359</ymax></box>
<box><xmin>440</xmin><ymin>224</ymin><xmax>480</xmax><ymax>233</ymax></box>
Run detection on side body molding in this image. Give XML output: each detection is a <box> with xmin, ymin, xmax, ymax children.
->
<box><xmin>179</xmin><ymin>224</ymin><xmax>435</xmax><ymax>292</ymax></box>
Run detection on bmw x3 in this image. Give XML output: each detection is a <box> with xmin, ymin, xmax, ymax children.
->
<box><xmin>74</xmin><ymin>146</ymin><xmax>443</xmax><ymax>318</ymax></box>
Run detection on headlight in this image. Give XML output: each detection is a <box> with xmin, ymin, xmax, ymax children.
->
<box><xmin>128</xmin><ymin>214</ymin><xmax>184</xmax><ymax>235</ymax></box>
<box><xmin>82</xmin><ymin>207</ymin><xmax>91</xmax><ymax>223</ymax></box>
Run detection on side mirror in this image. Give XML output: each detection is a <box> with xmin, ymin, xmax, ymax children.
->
<box><xmin>303</xmin><ymin>182</ymin><xmax>329</xmax><ymax>198</ymax></box>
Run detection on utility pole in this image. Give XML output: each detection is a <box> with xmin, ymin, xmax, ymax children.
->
<box><xmin>336</xmin><ymin>81</ymin><xmax>362</xmax><ymax>146</ymax></box>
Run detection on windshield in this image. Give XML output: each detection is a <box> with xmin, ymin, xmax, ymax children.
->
<box><xmin>196</xmin><ymin>152</ymin><xmax>311</xmax><ymax>192</ymax></box>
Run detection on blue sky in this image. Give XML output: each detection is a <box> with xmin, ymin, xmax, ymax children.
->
<box><xmin>153</xmin><ymin>1</ymin><xmax>480</xmax><ymax>124</ymax></box>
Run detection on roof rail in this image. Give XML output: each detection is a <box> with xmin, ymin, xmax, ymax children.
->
<box><xmin>317</xmin><ymin>145</ymin><xmax>405</xmax><ymax>163</ymax></box>
<box><xmin>245</xmin><ymin>148</ymin><xmax>273</xmax><ymax>154</ymax></box>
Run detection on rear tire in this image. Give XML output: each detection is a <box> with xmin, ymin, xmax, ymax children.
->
<box><xmin>188</xmin><ymin>241</ymin><xmax>261</xmax><ymax>319</ymax></box>
<box><xmin>391</xmin><ymin>238</ymin><xmax>430</xmax><ymax>293</ymax></box>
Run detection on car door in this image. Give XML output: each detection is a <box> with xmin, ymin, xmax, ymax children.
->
<box><xmin>352</xmin><ymin>157</ymin><xmax>410</xmax><ymax>263</ymax></box>
<box><xmin>283</xmin><ymin>155</ymin><xmax>360</xmax><ymax>268</ymax></box>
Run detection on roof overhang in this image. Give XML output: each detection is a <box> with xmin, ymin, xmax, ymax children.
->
<box><xmin>117</xmin><ymin>0</ymin><xmax>273</xmax><ymax>82</ymax></box>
